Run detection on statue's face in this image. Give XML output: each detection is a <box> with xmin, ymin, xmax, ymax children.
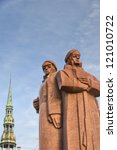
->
<box><xmin>43</xmin><ymin>62</ymin><xmax>55</xmax><ymax>75</ymax></box>
<box><xmin>69</xmin><ymin>51</ymin><xmax>80</xmax><ymax>65</ymax></box>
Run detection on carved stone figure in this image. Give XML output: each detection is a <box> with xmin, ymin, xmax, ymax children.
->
<box><xmin>33</xmin><ymin>97</ymin><xmax>39</xmax><ymax>113</ymax></box>
<box><xmin>56</xmin><ymin>49</ymin><xmax>100</xmax><ymax>150</ymax></box>
<box><xmin>33</xmin><ymin>60</ymin><xmax>62</xmax><ymax>150</ymax></box>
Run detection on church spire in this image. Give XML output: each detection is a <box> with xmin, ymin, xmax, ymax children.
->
<box><xmin>6</xmin><ymin>78</ymin><xmax>12</xmax><ymax>107</ymax></box>
<box><xmin>0</xmin><ymin>78</ymin><xmax>16</xmax><ymax>150</ymax></box>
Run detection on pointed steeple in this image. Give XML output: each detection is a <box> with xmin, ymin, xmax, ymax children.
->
<box><xmin>0</xmin><ymin>78</ymin><xmax>16</xmax><ymax>150</ymax></box>
<box><xmin>6</xmin><ymin>78</ymin><xmax>13</xmax><ymax>107</ymax></box>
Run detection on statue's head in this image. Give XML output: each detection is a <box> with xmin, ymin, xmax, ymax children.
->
<box><xmin>42</xmin><ymin>60</ymin><xmax>57</xmax><ymax>76</ymax></box>
<box><xmin>65</xmin><ymin>49</ymin><xmax>82</xmax><ymax>66</ymax></box>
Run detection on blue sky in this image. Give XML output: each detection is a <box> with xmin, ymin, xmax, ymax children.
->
<box><xmin>0</xmin><ymin>0</ymin><xmax>99</xmax><ymax>149</ymax></box>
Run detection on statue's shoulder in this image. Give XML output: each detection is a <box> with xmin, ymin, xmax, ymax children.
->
<box><xmin>57</xmin><ymin>69</ymin><xmax>73</xmax><ymax>81</ymax></box>
<box><xmin>57</xmin><ymin>69</ymin><xmax>69</xmax><ymax>77</ymax></box>
<box><xmin>58</xmin><ymin>65</ymin><xmax>72</xmax><ymax>75</ymax></box>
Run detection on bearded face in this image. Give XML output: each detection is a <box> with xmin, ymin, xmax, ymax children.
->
<box><xmin>67</xmin><ymin>51</ymin><xmax>81</xmax><ymax>66</ymax></box>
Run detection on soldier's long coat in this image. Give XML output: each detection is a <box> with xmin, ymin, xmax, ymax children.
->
<box><xmin>39</xmin><ymin>72</ymin><xmax>62</xmax><ymax>150</ymax></box>
<box><xmin>56</xmin><ymin>65</ymin><xmax>100</xmax><ymax>150</ymax></box>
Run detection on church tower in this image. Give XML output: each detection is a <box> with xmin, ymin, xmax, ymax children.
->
<box><xmin>0</xmin><ymin>79</ymin><xmax>16</xmax><ymax>150</ymax></box>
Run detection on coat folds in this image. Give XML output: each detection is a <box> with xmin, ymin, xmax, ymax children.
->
<box><xmin>39</xmin><ymin>72</ymin><xmax>62</xmax><ymax>150</ymax></box>
<box><xmin>56</xmin><ymin>65</ymin><xmax>100</xmax><ymax>150</ymax></box>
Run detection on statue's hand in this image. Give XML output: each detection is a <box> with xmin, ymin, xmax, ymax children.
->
<box><xmin>48</xmin><ymin>114</ymin><xmax>62</xmax><ymax>129</ymax></box>
<box><xmin>79</xmin><ymin>77</ymin><xmax>91</xmax><ymax>87</ymax></box>
<box><xmin>33</xmin><ymin>97</ymin><xmax>39</xmax><ymax>113</ymax></box>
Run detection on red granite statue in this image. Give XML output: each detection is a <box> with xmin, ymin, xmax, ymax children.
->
<box><xmin>33</xmin><ymin>60</ymin><xmax>62</xmax><ymax>150</ymax></box>
<box><xmin>56</xmin><ymin>49</ymin><xmax>100</xmax><ymax>150</ymax></box>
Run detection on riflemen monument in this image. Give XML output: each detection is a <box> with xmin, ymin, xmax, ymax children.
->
<box><xmin>33</xmin><ymin>49</ymin><xmax>100</xmax><ymax>150</ymax></box>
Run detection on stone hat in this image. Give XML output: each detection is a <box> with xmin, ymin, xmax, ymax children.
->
<box><xmin>42</xmin><ymin>60</ymin><xmax>57</xmax><ymax>71</ymax></box>
<box><xmin>65</xmin><ymin>49</ymin><xmax>80</xmax><ymax>63</ymax></box>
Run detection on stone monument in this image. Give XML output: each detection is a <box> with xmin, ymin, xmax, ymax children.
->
<box><xmin>33</xmin><ymin>50</ymin><xmax>100</xmax><ymax>150</ymax></box>
<box><xmin>56</xmin><ymin>49</ymin><xmax>100</xmax><ymax>150</ymax></box>
<box><xmin>33</xmin><ymin>60</ymin><xmax>62</xmax><ymax>150</ymax></box>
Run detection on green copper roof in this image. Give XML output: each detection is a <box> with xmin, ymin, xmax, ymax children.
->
<box><xmin>6</xmin><ymin>79</ymin><xmax>12</xmax><ymax>107</ymax></box>
<box><xmin>0</xmin><ymin>78</ymin><xmax>16</xmax><ymax>148</ymax></box>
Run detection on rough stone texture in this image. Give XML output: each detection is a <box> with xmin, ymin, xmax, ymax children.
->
<box><xmin>33</xmin><ymin>97</ymin><xmax>39</xmax><ymax>113</ymax></box>
<box><xmin>56</xmin><ymin>49</ymin><xmax>100</xmax><ymax>150</ymax></box>
<box><xmin>33</xmin><ymin>60</ymin><xmax>62</xmax><ymax>150</ymax></box>
<box><xmin>33</xmin><ymin>50</ymin><xmax>100</xmax><ymax>150</ymax></box>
